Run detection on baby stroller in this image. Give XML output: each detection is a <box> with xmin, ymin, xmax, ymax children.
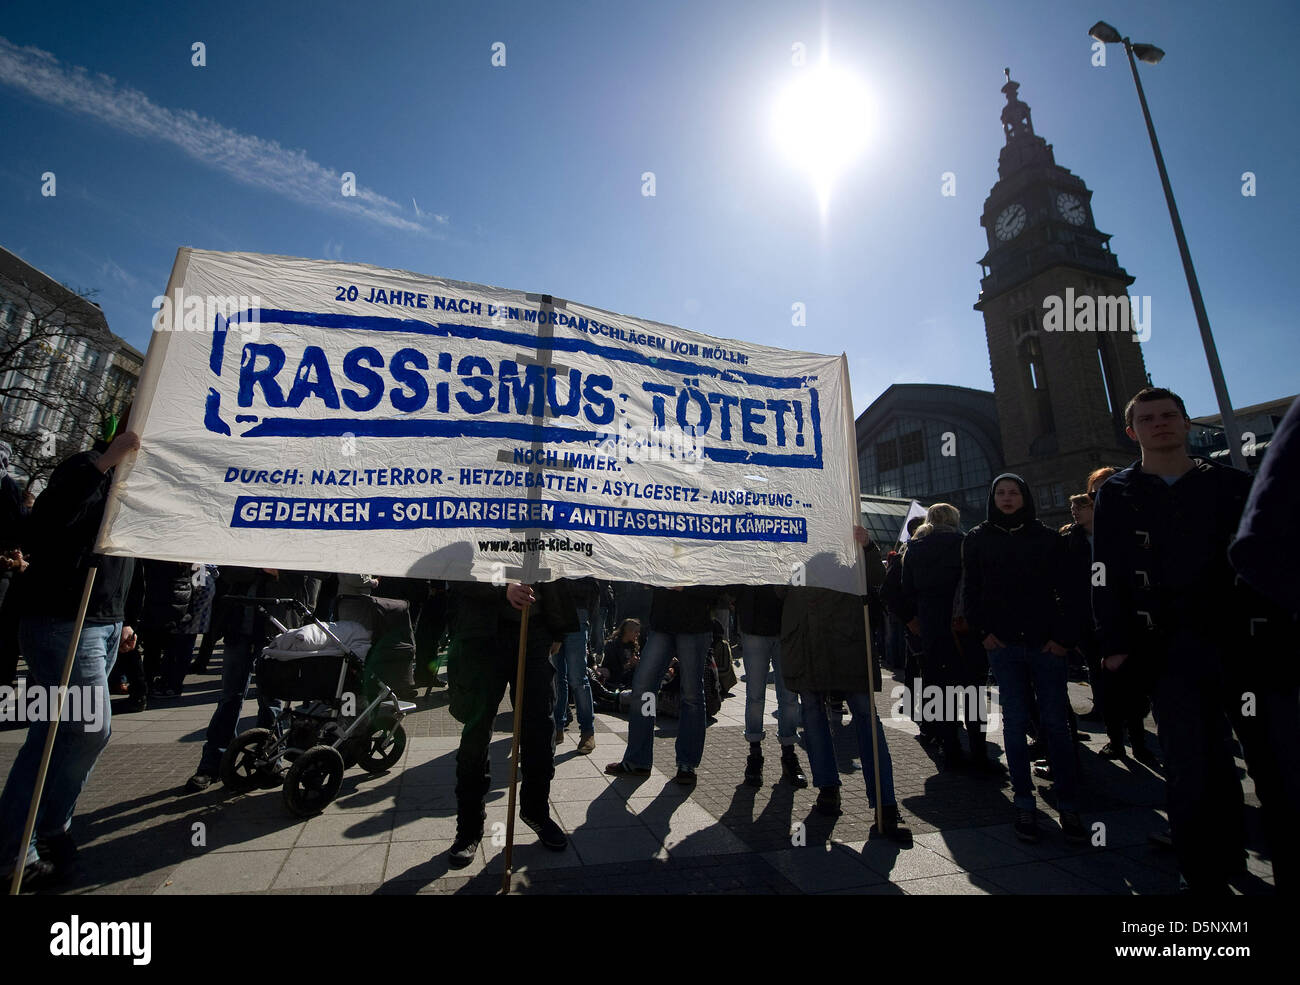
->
<box><xmin>219</xmin><ymin>594</ymin><xmax>417</xmax><ymax>817</ymax></box>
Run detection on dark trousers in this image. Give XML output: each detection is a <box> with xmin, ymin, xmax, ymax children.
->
<box><xmin>197</xmin><ymin>639</ymin><xmax>275</xmax><ymax>774</ymax></box>
<box><xmin>1101</xmin><ymin>658</ymin><xmax>1150</xmax><ymax>751</ymax></box>
<box><xmin>1148</xmin><ymin>634</ymin><xmax>1300</xmax><ymax>892</ymax></box>
<box><xmin>448</xmin><ymin>631</ymin><xmax>556</xmax><ymax>833</ymax></box>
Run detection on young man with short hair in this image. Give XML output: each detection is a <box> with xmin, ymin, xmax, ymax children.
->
<box><xmin>1093</xmin><ymin>386</ymin><xmax>1296</xmax><ymax>892</ymax></box>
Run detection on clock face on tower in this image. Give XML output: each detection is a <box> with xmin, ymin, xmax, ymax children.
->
<box><xmin>1056</xmin><ymin>192</ymin><xmax>1087</xmax><ymax>225</ymax></box>
<box><xmin>994</xmin><ymin>203</ymin><xmax>1026</xmax><ymax>241</ymax></box>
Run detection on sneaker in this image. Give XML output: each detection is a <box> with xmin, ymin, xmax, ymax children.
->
<box><xmin>1060</xmin><ymin>811</ymin><xmax>1088</xmax><ymax>843</ymax></box>
<box><xmin>111</xmin><ymin>679</ymin><xmax>129</xmax><ymax>695</ymax></box>
<box><xmin>672</xmin><ymin>767</ymin><xmax>697</xmax><ymax>786</ymax></box>
<box><xmin>1098</xmin><ymin>742</ymin><xmax>1127</xmax><ymax>760</ymax></box>
<box><xmin>576</xmin><ymin>733</ymin><xmax>596</xmax><ymax>755</ymax></box>
<box><xmin>184</xmin><ymin>771</ymin><xmax>217</xmax><ymax>793</ymax></box>
<box><xmin>447</xmin><ymin>833</ymin><xmax>481</xmax><ymax>868</ymax></box>
<box><xmin>554</xmin><ymin>728</ymin><xmax>566</xmax><ymax>745</ymax></box>
<box><xmin>744</xmin><ymin>751</ymin><xmax>764</xmax><ymax>787</ymax></box>
<box><xmin>122</xmin><ymin>695</ymin><xmax>148</xmax><ymax>713</ymax></box>
<box><xmin>1014</xmin><ymin>808</ymin><xmax>1040</xmax><ymax>843</ymax></box>
<box><xmin>815</xmin><ymin>786</ymin><xmax>842</xmax><ymax>816</ymax></box>
<box><xmin>780</xmin><ymin>747</ymin><xmax>808</xmax><ymax>788</ymax></box>
<box><xmin>1032</xmin><ymin>760</ymin><xmax>1053</xmax><ymax>780</ymax></box>
<box><xmin>519</xmin><ymin>812</ymin><xmax>568</xmax><ymax>851</ymax></box>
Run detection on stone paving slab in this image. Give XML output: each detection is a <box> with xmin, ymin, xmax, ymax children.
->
<box><xmin>0</xmin><ymin>647</ymin><xmax>1278</xmax><ymax>895</ymax></box>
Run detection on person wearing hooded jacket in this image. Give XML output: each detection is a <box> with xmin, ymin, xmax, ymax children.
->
<box><xmin>901</xmin><ymin>503</ymin><xmax>994</xmax><ymax>772</ymax></box>
<box><xmin>962</xmin><ymin>472</ymin><xmax>1085</xmax><ymax>844</ymax></box>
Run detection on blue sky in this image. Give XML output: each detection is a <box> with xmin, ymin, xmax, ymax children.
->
<box><xmin>2</xmin><ymin>0</ymin><xmax>1296</xmax><ymax>419</ymax></box>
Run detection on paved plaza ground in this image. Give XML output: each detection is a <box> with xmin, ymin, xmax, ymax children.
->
<box><xmin>0</xmin><ymin>647</ymin><xmax>1277</xmax><ymax>895</ymax></box>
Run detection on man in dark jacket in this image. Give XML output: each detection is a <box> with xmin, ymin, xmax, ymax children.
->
<box><xmin>901</xmin><ymin>504</ymin><xmax>993</xmax><ymax>772</ymax></box>
<box><xmin>779</xmin><ymin>527</ymin><xmax>908</xmax><ymax>839</ymax></box>
<box><xmin>1094</xmin><ymin>386</ymin><xmax>1298</xmax><ymax>892</ymax></box>
<box><xmin>0</xmin><ymin>428</ymin><xmax>141</xmax><ymax>890</ymax></box>
<box><xmin>962</xmin><ymin>472</ymin><xmax>1084</xmax><ymax>844</ymax></box>
<box><xmin>733</xmin><ymin>585</ymin><xmax>806</xmax><ymax>788</ymax></box>
<box><xmin>445</xmin><ymin>579</ymin><xmax>577</xmax><ymax>867</ymax></box>
<box><xmin>1227</xmin><ymin>394</ymin><xmax>1300</xmax><ymax>893</ymax></box>
<box><xmin>605</xmin><ymin>585</ymin><xmax>717</xmax><ymax>785</ymax></box>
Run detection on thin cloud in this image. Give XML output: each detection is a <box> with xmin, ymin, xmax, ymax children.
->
<box><xmin>0</xmin><ymin>35</ymin><xmax>441</xmax><ymax>234</ymax></box>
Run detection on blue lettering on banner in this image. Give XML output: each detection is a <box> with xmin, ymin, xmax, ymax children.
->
<box><xmin>206</xmin><ymin>308</ymin><xmax>824</xmax><ymax>470</ymax></box>
<box><xmin>230</xmin><ymin>495</ymin><xmax>808</xmax><ymax>543</ymax></box>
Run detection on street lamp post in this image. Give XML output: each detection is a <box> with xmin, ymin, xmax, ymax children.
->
<box><xmin>1089</xmin><ymin>20</ymin><xmax>1248</xmax><ymax>471</ymax></box>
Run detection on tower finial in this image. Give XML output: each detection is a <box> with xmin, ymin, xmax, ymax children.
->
<box><xmin>1004</xmin><ymin>66</ymin><xmax>1011</xmax><ymax>83</ymax></box>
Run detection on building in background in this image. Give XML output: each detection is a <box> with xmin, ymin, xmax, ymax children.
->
<box><xmin>0</xmin><ymin>245</ymin><xmax>143</xmax><ymax>493</ymax></box>
<box><xmin>1190</xmin><ymin>395</ymin><xmax>1298</xmax><ymax>473</ymax></box>
<box><xmin>856</xmin><ymin>383</ymin><xmax>1004</xmax><ymax>531</ymax></box>
<box><xmin>972</xmin><ymin>72</ymin><xmax>1147</xmax><ymax>526</ymax></box>
<box><xmin>859</xmin><ymin>493</ymin><xmax>922</xmax><ymax>549</ymax></box>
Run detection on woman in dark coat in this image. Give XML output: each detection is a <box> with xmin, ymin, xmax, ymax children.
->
<box><xmin>901</xmin><ymin>503</ymin><xmax>993</xmax><ymax>771</ymax></box>
<box><xmin>961</xmin><ymin>473</ymin><xmax>1083</xmax><ymax>844</ymax></box>
<box><xmin>780</xmin><ymin>526</ymin><xmax>909</xmax><ymax>840</ymax></box>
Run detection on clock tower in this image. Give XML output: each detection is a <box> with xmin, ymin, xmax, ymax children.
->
<box><xmin>974</xmin><ymin>70</ymin><xmax>1149</xmax><ymax>524</ymax></box>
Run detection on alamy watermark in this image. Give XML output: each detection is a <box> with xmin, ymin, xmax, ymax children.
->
<box><xmin>152</xmin><ymin>288</ymin><xmax>262</xmax><ymax>341</ymax></box>
<box><xmin>1</xmin><ymin>682</ymin><xmax>106</xmax><ymax>733</ymax></box>
<box><xmin>1042</xmin><ymin>289</ymin><xmax>1150</xmax><ymax>342</ymax></box>
<box><xmin>890</xmin><ymin>679</ymin><xmax>1001</xmax><ymax>732</ymax></box>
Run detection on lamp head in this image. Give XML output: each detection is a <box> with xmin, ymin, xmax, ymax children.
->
<box><xmin>1132</xmin><ymin>43</ymin><xmax>1165</xmax><ymax>64</ymax></box>
<box><xmin>1089</xmin><ymin>21</ymin><xmax>1123</xmax><ymax>44</ymax></box>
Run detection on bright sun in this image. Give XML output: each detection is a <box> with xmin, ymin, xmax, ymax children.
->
<box><xmin>771</xmin><ymin>61</ymin><xmax>874</xmax><ymax>213</ymax></box>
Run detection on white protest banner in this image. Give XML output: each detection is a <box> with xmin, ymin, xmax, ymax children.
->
<box><xmin>98</xmin><ymin>250</ymin><xmax>865</xmax><ymax>593</ymax></box>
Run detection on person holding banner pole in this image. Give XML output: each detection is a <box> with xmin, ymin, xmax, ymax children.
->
<box><xmin>444</xmin><ymin>579</ymin><xmax>576</xmax><ymax>869</ymax></box>
<box><xmin>778</xmin><ymin>526</ymin><xmax>911</xmax><ymax>842</ymax></box>
<box><xmin>1</xmin><ymin>427</ymin><xmax>141</xmax><ymax>892</ymax></box>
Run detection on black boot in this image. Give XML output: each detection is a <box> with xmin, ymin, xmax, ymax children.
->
<box><xmin>744</xmin><ymin>742</ymin><xmax>763</xmax><ymax>787</ymax></box>
<box><xmin>449</xmin><ymin>803</ymin><xmax>485</xmax><ymax>869</ymax></box>
<box><xmin>876</xmin><ymin>805</ymin><xmax>913</xmax><ymax>845</ymax></box>
<box><xmin>780</xmin><ymin>746</ymin><xmax>808</xmax><ymax>788</ymax></box>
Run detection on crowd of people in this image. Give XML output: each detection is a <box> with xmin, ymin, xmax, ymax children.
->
<box><xmin>1</xmin><ymin>384</ymin><xmax>1297</xmax><ymax>894</ymax></box>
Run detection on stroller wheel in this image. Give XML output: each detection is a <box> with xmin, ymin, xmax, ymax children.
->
<box><xmin>356</xmin><ymin>718</ymin><xmax>407</xmax><ymax>774</ymax></box>
<box><xmin>282</xmin><ymin>745</ymin><xmax>345</xmax><ymax>817</ymax></box>
<box><xmin>220</xmin><ymin>728</ymin><xmax>281</xmax><ymax>793</ymax></box>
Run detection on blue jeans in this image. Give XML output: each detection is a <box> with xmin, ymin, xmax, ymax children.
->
<box><xmin>0</xmin><ymin>617</ymin><xmax>121</xmax><ymax>871</ymax></box>
<box><xmin>553</xmin><ymin>609</ymin><xmax>595</xmax><ymax>735</ymax></box>
<box><xmin>988</xmin><ymin>645</ymin><xmax>1078</xmax><ymax>812</ymax></box>
<box><xmin>800</xmin><ymin>690</ymin><xmax>897</xmax><ymax>807</ymax></box>
<box><xmin>197</xmin><ymin>639</ymin><xmax>276</xmax><ymax>775</ymax></box>
<box><xmin>741</xmin><ymin>633</ymin><xmax>800</xmax><ymax>745</ymax></box>
<box><xmin>623</xmin><ymin>631</ymin><xmax>709</xmax><ymax>771</ymax></box>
